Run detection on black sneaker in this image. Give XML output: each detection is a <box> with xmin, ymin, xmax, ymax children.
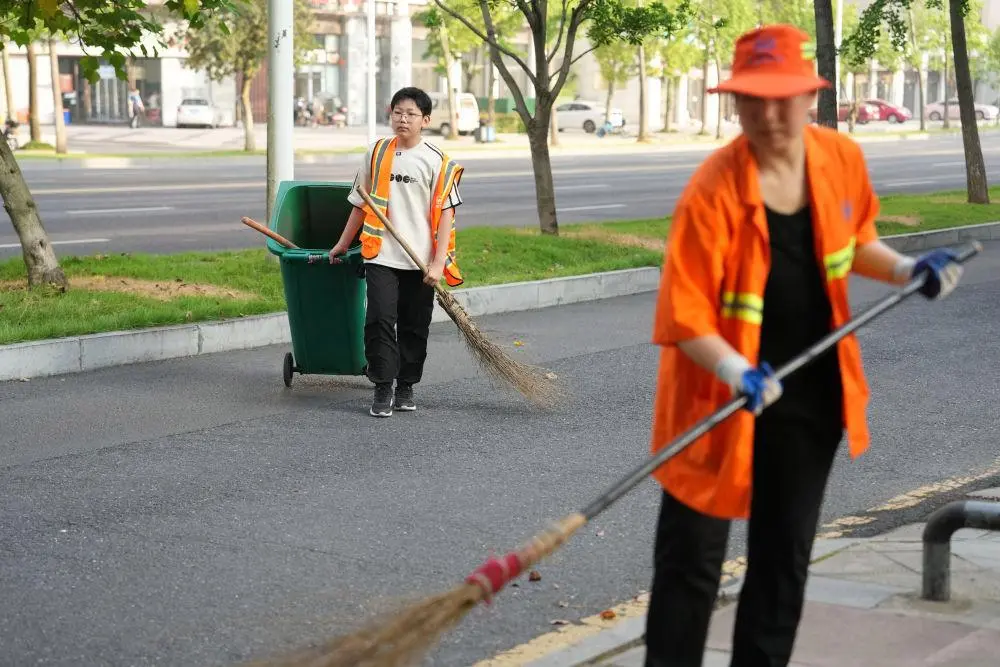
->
<box><xmin>394</xmin><ymin>382</ymin><xmax>416</xmax><ymax>411</ymax></box>
<box><xmin>370</xmin><ymin>383</ymin><xmax>393</xmax><ymax>417</ymax></box>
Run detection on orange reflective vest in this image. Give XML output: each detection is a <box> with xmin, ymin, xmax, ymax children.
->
<box><xmin>359</xmin><ymin>136</ymin><xmax>465</xmax><ymax>287</ymax></box>
<box><xmin>650</xmin><ymin>125</ymin><xmax>882</xmax><ymax>520</ymax></box>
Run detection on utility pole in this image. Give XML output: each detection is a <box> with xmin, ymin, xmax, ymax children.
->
<box><xmin>367</xmin><ymin>0</ymin><xmax>377</xmax><ymax>144</ymax></box>
<box><xmin>267</xmin><ymin>0</ymin><xmax>294</xmax><ymax>223</ymax></box>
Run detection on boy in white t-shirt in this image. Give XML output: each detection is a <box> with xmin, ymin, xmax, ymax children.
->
<box><xmin>328</xmin><ymin>87</ymin><xmax>465</xmax><ymax>418</ymax></box>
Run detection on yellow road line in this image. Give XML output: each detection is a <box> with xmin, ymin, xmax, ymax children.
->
<box><xmin>482</xmin><ymin>461</ymin><xmax>1000</xmax><ymax>665</ymax></box>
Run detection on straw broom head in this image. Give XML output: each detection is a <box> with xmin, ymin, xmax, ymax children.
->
<box><xmin>246</xmin><ymin>514</ymin><xmax>588</xmax><ymax>667</ymax></box>
<box><xmin>354</xmin><ymin>186</ymin><xmax>563</xmax><ymax>408</ymax></box>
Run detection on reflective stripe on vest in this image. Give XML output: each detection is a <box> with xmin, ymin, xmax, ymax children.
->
<box><xmin>824</xmin><ymin>237</ymin><xmax>856</xmax><ymax>281</ymax></box>
<box><xmin>721</xmin><ymin>291</ymin><xmax>764</xmax><ymax>325</ymax></box>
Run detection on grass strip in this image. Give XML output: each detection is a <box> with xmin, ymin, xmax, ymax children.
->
<box><xmin>1</xmin><ymin>187</ymin><xmax>997</xmax><ymax>345</ymax></box>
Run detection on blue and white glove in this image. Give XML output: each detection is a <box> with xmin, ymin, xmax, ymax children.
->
<box><xmin>715</xmin><ymin>354</ymin><xmax>784</xmax><ymax>416</ymax></box>
<box><xmin>894</xmin><ymin>249</ymin><xmax>964</xmax><ymax>300</ymax></box>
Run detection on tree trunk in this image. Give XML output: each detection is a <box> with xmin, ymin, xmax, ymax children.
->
<box><xmin>605</xmin><ymin>82</ymin><xmax>615</xmax><ymax>123</ymax></box>
<box><xmin>715</xmin><ymin>56</ymin><xmax>724</xmax><ymax>140</ymax></box>
<box><xmin>907</xmin><ymin>9</ymin><xmax>926</xmax><ymax>131</ymax></box>
<box><xmin>528</xmin><ymin>113</ymin><xmax>558</xmax><ymax>236</ymax></box>
<box><xmin>549</xmin><ymin>103</ymin><xmax>560</xmax><ymax>146</ymax></box>
<box><xmin>638</xmin><ymin>44</ymin><xmax>650</xmax><ymax>142</ymax></box>
<box><xmin>1</xmin><ymin>44</ymin><xmax>14</xmax><ymax>122</ymax></box>
<box><xmin>486</xmin><ymin>62</ymin><xmax>496</xmax><ymax>127</ymax></box>
<box><xmin>27</xmin><ymin>42</ymin><xmax>41</xmax><ymax>143</ymax></box>
<box><xmin>813</xmin><ymin>0</ymin><xmax>838</xmax><ymax>129</ymax></box>
<box><xmin>0</xmin><ymin>138</ymin><xmax>66</xmax><ymax>288</ymax></box>
<box><xmin>699</xmin><ymin>56</ymin><xmax>709</xmax><ymax>135</ymax></box>
<box><xmin>48</xmin><ymin>37</ymin><xmax>67</xmax><ymax>154</ymax></box>
<box><xmin>950</xmin><ymin>0</ymin><xmax>989</xmax><ymax>203</ymax></box>
<box><xmin>661</xmin><ymin>76</ymin><xmax>672</xmax><ymax>133</ymax></box>
<box><xmin>440</xmin><ymin>24</ymin><xmax>459</xmax><ymax>141</ymax></box>
<box><xmin>241</xmin><ymin>75</ymin><xmax>255</xmax><ymax>152</ymax></box>
<box><xmin>942</xmin><ymin>53</ymin><xmax>950</xmax><ymax>129</ymax></box>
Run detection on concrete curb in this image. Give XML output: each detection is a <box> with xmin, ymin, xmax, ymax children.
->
<box><xmin>0</xmin><ymin>267</ymin><xmax>661</xmax><ymax>382</ymax></box>
<box><xmin>2</xmin><ymin>222</ymin><xmax>996</xmax><ymax>383</ymax></box>
<box><xmin>521</xmin><ymin>538</ymin><xmax>864</xmax><ymax>667</ymax></box>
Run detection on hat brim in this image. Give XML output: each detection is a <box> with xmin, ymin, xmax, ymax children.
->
<box><xmin>708</xmin><ymin>73</ymin><xmax>831</xmax><ymax>99</ymax></box>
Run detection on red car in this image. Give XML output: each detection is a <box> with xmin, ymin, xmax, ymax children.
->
<box><xmin>865</xmin><ymin>98</ymin><xmax>912</xmax><ymax>123</ymax></box>
<box><xmin>808</xmin><ymin>101</ymin><xmax>879</xmax><ymax>124</ymax></box>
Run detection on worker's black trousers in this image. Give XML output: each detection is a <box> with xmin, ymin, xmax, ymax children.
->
<box><xmin>644</xmin><ymin>417</ymin><xmax>842</xmax><ymax>667</ymax></box>
<box><xmin>363</xmin><ymin>263</ymin><xmax>435</xmax><ymax>386</ymax></box>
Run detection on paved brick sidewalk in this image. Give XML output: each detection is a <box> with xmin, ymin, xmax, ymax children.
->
<box><xmin>528</xmin><ymin>512</ymin><xmax>1000</xmax><ymax>667</ymax></box>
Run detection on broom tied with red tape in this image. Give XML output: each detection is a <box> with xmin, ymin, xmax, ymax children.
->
<box><xmin>242</xmin><ymin>233</ymin><xmax>980</xmax><ymax>667</ymax></box>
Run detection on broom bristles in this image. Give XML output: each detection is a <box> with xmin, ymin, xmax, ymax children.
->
<box><xmin>247</xmin><ymin>514</ymin><xmax>588</xmax><ymax>667</ymax></box>
<box><xmin>435</xmin><ymin>291</ymin><xmax>563</xmax><ymax>408</ymax></box>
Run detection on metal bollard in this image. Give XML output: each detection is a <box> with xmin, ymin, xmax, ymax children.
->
<box><xmin>922</xmin><ymin>500</ymin><xmax>1000</xmax><ymax>601</ymax></box>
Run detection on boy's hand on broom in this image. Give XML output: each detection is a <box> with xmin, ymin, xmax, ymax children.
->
<box><xmin>424</xmin><ymin>258</ymin><xmax>445</xmax><ymax>286</ymax></box>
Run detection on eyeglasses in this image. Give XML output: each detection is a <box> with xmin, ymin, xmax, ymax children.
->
<box><xmin>391</xmin><ymin>110</ymin><xmax>424</xmax><ymax>122</ymax></box>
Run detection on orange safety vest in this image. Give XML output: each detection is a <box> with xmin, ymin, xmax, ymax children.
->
<box><xmin>650</xmin><ymin>125</ymin><xmax>882</xmax><ymax>520</ymax></box>
<box><xmin>359</xmin><ymin>136</ymin><xmax>465</xmax><ymax>287</ymax></box>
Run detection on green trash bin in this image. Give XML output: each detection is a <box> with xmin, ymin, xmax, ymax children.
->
<box><xmin>267</xmin><ymin>180</ymin><xmax>367</xmax><ymax>386</ymax></box>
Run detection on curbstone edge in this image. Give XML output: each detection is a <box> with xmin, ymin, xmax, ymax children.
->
<box><xmin>1</xmin><ymin>224</ymin><xmax>995</xmax><ymax>383</ymax></box>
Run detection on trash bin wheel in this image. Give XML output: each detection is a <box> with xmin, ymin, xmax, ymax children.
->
<box><xmin>283</xmin><ymin>352</ymin><xmax>295</xmax><ymax>387</ymax></box>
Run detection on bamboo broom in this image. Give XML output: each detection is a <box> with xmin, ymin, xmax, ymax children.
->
<box><xmin>243</xmin><ymin>241</ymin><xmax>982</xmax><ymax>667</ymax></box>
<box><xmin>355</xmin><ymin>186</ymin><xmax>562</xmax><ymax>408</ymax></box>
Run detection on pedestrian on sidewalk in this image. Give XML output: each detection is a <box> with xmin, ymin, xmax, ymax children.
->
<box><xmin>327</xmin><ymin>86</ymin><xmax>465</xmax><ymax>418</ymax></box>
<box><xmin>645</xmin><ymin>24</ymin><xmax>965</xmax><ymax>667</ymax></box>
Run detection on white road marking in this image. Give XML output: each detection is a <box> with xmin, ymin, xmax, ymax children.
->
<box><xmin>880</xmin><ymin>178</ymin><xmax>939</xmax><ymax>186</ymax></box>
<box><xmin>931</xmin><ymin>161</ymin><xmax>966</xmax><ymax>167</ymax></box>
<box><xmin>66</xmin><ymin>206</ymin><xmax>175</xmax><ymax>216</ymax></box>
<box><xmin>0</xmin><ymin>238</ymin><xmax>110</xmax><ymax>249</ymax></box>
<box><xmin>557</xmin><ymin>204</ymin><xmax>627</xmax><ymax>212</ymax></box>
<box><xmin>558</xmin><ymin>184</ymin><xmax>611</xmax><ymax>191</ymax></box>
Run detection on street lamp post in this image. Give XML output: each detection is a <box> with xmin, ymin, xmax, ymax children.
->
<box><xmin>267</xmin><ymin>0</ymin><xmax>294</xmax><ymax>223</ymax></box>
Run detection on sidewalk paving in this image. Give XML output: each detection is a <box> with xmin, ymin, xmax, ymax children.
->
<box><xmin>536</xmin><ymin>515</ymin><xmax>1000</xmax><ymax>667</ymax></box>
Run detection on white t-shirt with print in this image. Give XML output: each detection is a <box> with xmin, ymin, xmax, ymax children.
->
<box><xmin>347</xmin><ymin>138</ymin><xmax>463</xmax><ymax>271</ymax></box>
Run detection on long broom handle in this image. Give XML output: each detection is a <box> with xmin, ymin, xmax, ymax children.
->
<box><xmin>356</xmin><ymin>186</ymin><xmax>431</xmax><ymax>275</ymax></box>
<box><xmin>464</xmin><ymin>240</ymin><xmax>984</xmax><ymax>599</ymax></box>
<box><xmin>241</xmin><ymin>216</ymin><xmax>300</xmax><ymax>249</ymax></box>
<box><xmin>578</xmin><ymin>239</ymin><xmax>983</xmax><ymax>520</ymax></box>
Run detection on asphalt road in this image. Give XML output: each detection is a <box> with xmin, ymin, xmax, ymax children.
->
<box><xmin>1</xmin><ymin>132</ymin><xmax>997</xmax><ymax>258</ymax></box>
<box><xmin>2</xmin><ymin>241</ymin><xmax>999</xmax><ymax>666</ymax></box>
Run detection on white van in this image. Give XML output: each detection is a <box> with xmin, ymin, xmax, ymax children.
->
<box><xmin>428</xmin><ymin>92</ymin><xmax>481</xmax><ymax>136</ymax></box>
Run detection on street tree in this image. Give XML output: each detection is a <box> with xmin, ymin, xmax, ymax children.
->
<box><xmin>813</xmin><ymin>0</ymin><xmax>838</xmax><ymax>128</ymax></box>
<box><xmin>48</xmin><ymin>34</ymin><xmax>67</xmax><ymax>154</ymax></box>
<box><xmin>0</xmin><ymin>0</ymin><xmax>234</xmax><ymax>289</ymax></box>
<box><xmin>653</xmin><ymin>30</ymin><xmax>699</xmax><ymax>132</ymax></box>
<box><xmin>594</xmin><ymin>41</ymin><xmax>635</xmax><ymax>123</ymax></box>
<box><xmin>181</xmin><ymin>0</ymin><xmax>314</xmax><ymax>153</ymax></box>
<box><xmin>845</xmin><ymin>0</ymin><xmax>989</xmax><ymax>203</ymax></box>
<box><xmin>416</xmin><ymin>6</ymin><xmax>482</xmax><ymax>140</ymax></box>
<box><xmin>708</xmin><ymin>0</ymin><xmax>755</xmax><ymax>139</ymax></box>
<box><xmin>433</xmin><ymin>0</ymin><xmax>691</xmax><ymax>235</ymax></box>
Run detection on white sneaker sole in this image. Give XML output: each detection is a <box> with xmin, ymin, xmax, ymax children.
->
<box><xmin>369</xmin><ymin>407</ymin><xmax>392</xmax><ymax>417</ymax></box>
<box><xmin>395</xmin><ymin>404</ymin><xmax>416</xmax><ymax>412</ymax></box>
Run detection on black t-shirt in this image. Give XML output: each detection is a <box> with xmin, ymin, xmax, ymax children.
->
<box><xmin>757</xmin><ymin>204</ymin><xmax>844</xmax><ymax>437</ymax></box>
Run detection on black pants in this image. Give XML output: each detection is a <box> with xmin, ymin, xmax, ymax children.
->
<box><xmin>364</xmin><ymin>263</ymin><xmax>435</xmax><ymax>386</ymax></box>
<box><xmin>644</xmin><ymin>416</ymin><xmax>842</xmax><ymax>667</ymax></box>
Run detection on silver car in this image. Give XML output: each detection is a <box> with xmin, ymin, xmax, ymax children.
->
<box><xmin>924</xmin><ymin>97</ymin><xmax>999</xmax><ymax>122</ymax></box>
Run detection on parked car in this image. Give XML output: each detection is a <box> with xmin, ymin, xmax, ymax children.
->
<box><xmin>427</xmin><ymin>92</ymin><xmax>480</xmax><ymax>136</ymax></box>
<box><xmin>176</xmin><ymin>98</ymin><xmax>220</xmax><ymax>128</ymax></box>
<box><xmin>923</xmin><ymin>98</ymin><xmax>1000</xmax><ymax>122</ymax></box>
<box><xmin>555</xmin><ymin>100</ymin><xmax>624</xmax><ymax>133</ymax></box>
<box><xmin>808</xmin><ymin>101</ymin><xmax>879</xmax><ymax>124</ymax></box>
<box><xmin>865</xmin><ymin>98</ymin><xmax>911</xmax><ymax>123</ymax></box>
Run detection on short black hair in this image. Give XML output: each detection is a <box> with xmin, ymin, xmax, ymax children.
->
<box><xmin>390</xmin><ymin>87</ymin><xmax>432</xmax><ymax>117</ymax></box>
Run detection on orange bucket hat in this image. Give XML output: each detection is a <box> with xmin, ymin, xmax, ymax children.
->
<box><xmin>708</xmin><ymin>24</ymin><xmax>831</xmax><ymax>99</ymax></box>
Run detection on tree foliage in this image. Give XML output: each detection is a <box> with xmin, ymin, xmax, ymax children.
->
<box><xmin>2</xmin><ymin>0</ymin><xmax>236</xmax><ymax>82</ymax></box>
<box><xmin>181</xmin><ymin>0</ymin><xmax>315</xmax><ymax>84</ymax></box>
